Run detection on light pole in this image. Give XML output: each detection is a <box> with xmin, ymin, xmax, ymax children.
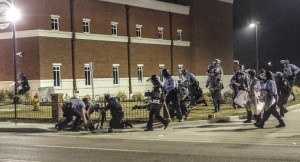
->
<box><xmin>7</xmin><ymin>3</ymin><xmax>21</xmax><ymax>119</ymax></box>
<box><xmin>249</xmin><ymin>22</ymin><xmax>259</xmax><ymax>73</ymax></box>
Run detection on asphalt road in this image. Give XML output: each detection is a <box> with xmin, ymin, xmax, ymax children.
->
<box><xmin>0</xmin><ymin>133</ymin><xmax>299</xmax><ymax>162</ymax></box>
<box><xmin>0</xmin><ymin>107</ymin><xmax>299</xmax><ymax>161</ymax></box>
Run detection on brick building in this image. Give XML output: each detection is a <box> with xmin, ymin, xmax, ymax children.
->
<box><xmin>0</xmin><ymin>0</ymin><xmax>233</xmax><ymax>99</ymax></box>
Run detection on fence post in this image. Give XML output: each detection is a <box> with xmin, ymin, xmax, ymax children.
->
<box><xmin>51</xmin><ymin>93</ymin><xmax>64</xmax><ymax>122</ymax></box>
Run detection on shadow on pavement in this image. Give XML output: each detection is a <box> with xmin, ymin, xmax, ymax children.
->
<box><xmin>0</xmin><ymin>128</ymin><xmax>51</xmax><ymax>133</ymax></box>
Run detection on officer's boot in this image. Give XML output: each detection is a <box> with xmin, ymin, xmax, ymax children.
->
<box><xmin>276</xmin><ymin>120</ymin><xmax>286</xmax><ymax>128</ymax></box>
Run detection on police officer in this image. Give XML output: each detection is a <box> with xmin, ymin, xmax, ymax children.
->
<box><xmin>254</xmin><ymin>71</ymin><xmax>286</xmax><ymax>128</ymax></box>
<box><xmin>162</xmin><ymin>68</ymin><xmax>183</xmax><ymax>122</ymax></box>
<box><xmin>206</xmin><ymin>69</ymin><xmax>224</xmax><ymax>113</ymax></box>
<box><xmin>134</xmin><ymin>75</ymin><xmax>169</xmax><ymax>131</ymax></box>
<box><xmin>244</xmin><ymin>69</ymin><xmax>261</xmax><ymax>123</ymax></box>
<box><xmin>13</xmin><ymin>73</ymin><xmax>31</xmax><ymax>104</ymax></box>
<box><xmin>230</xmin><ymin>65</ymin><xmax>249</xmax><ymax>109</ymax></box>
<box><xmin>104</xmin><ymin>94</ymin><xmax>132</xmax><ymax>132</ymax></box>
<box><xmin>55</xmin><ymin>98</ymin><xmax>89</xmax><ymax>132</ymax></box>
<box><xmin>280</xmin><ymin>60</ymin><xmax>300</xmax><ymax>101</ymax></box>
<box><xmin>82</xmin><ymin>98</ymin><xmax>106</xmax><ymax>129</ymax></box>
<box><xmin>181</xmin><ymin>69</ymin><xmax>200</xmax><ymax>106</ymax></box>
<box><xmin>274</xmin><ymin>72</ymin><xmax>291</xmax><ymax>117</ymax></box>
<box><xmin>178</xmin><ymin>85</ymin><xmax>191</xmax><ymax>119</ymax></box>
<box><xmin>207</xmin><ymin>59</ymin><xmax>224</xmax><ymax>77</ymax></box>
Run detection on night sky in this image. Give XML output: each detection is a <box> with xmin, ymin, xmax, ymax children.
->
<box><xmin>233</xmin><ymin>0</ymin><xmax>300</xmax><ymax>73</ymax></box>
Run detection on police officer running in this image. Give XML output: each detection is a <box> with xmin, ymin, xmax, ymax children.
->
<box><xmin>13</xmin><ymin>73</ymin><xmax>31</xmax><ymax>104</ymax></box>
<box><xmin>104</xmin><ymin>94</ymin><xmax>132</xmax><ymax>132</ymax></box>
<box><xmin>133</xmin><ymin>75</ymin><xmax>169</xmax><ymax>131</ymax></box>
<box><xmin>244</xmin><ymin>69</ymin><xmax>262</xmax><ymax>123</ymax></box>
<box><xmin>181</xmin><ymin>69</ymin><xmax>202</xmax><ymax>106</ymax></box>
<box><xmin>206</xmin><ymin>69</ymin><xmax>224</xmax><ymax>113</ymax></box>
<box><xmin>230</xmin><ymin>65</ymin><xmax>249</xmax><ymax>109</ymax></box>
<box><xmin>274</xmin><ymin>72</ymin><xmax>291</xmax><ymax>117</ymax></box>
<box><xmin>280</xmin><ymin>60</ymin><xmax>300</xmax><ymax>101</ymax></box>
<box><xmin>254</xmin><ymin>71</ymin><xmax>286</xmax><ymax>128</ymax></box>
<box><xmin>178</xmin><ymin>85</ymin><xmax>191</xmax><ymax>119</ymax></box>
<box><xmin>162</xmin><ymin>69</ymin><xmax>183</xmax><ymax>122</ymax></box>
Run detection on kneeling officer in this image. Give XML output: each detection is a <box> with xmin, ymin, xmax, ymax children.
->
<box><xmin>56</xmin><ymin>98</ymin><xmax>89</xmax><ymax>132</ymax></box>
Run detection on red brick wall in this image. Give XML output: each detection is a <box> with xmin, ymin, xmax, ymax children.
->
<box><xmin>190</xmin><ymin>0</ymin><xmax>233</xmax><ymax>75</ymax></box>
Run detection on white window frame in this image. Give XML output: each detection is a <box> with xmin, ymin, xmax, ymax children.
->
<box><xmin>113</xmin><ymin>64</ymin><xmax>120</xmax><ymax>85</ymax></box>
<box><xmin>83</xmin><ymin>18</ymin><xmax>91</xmax><ymax>33</ymax></box>
<box><xmin>137</xmin><ymin>64</ymin><xmax>144</xmax><ymax>83</ymax></box>
<box><xmin>111</xmin><ymin>22</ymin><xmax>118</xmax><ymax>36</ymax></box>
<box><xmin>158</xmin><ymin>27</ymin><xmax>164</xmax><ymax>39</ymax></box>
<box><xmin>51</xmin><ymin>15</ymin><xmax>60</xmax><ymax>31</ymax></box>
<box><xmin>85</xmin><ymin>64</ymin><xmax>92</xmax><ymax>86</ymax></box>
<box><xmin>136</xmin><ymin>24</ymin><xmax>142</xmax><ymax>38</ymax></box>
<box><xmin>177</xmin><ymin>29</ymin><xmax>182</xmax><ymax>41</ymax></box>
<box><xmin>159</xmin><ymin>64</ymin><xmax>165</xmax><ymax>82</ymax></box>
<box><xmin>53</xmin><ymin>63</ymin><xmax>62</xmax><ymax>87</ymax></box>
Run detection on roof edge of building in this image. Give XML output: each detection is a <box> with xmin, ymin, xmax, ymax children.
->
<box><xmin>99</xmin><ymin>0</ymin><xmax>190</xmax><ymax>15</ymax></box>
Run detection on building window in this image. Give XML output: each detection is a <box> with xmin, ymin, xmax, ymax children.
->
<box><xmin>158</xmin><ymin>27</ymin><xmax>164</xmax><ymax>39</ymax></box>
<box><xmin>136</xmin><ymin>25</ymin><xmax>142</xmax><ymax>38</ymax></box>
<box><xmin>137</xmin><ymin>64</ymin><xmax>143</xmax><ymax>83</ymax></box>
<box><xmin>83</xmin><ymin>19</ymin><xmax>91</xmax><ymax>33</ymax></box>
<box><xmin>159</xmin><ymin>64</ymin><xmax>165</xmax><ymax>82</ymax></box>
<box><xmin>53</xmin><ymin>64</ymin><xmax>61</xmax><ymax>87</ymax></box>
<box><xmin>85</xmin><ymin>64</ymin><xmax>92</xmax><ymax>86</ymax></box>
<box><xmin>177</xmin><ymin>29</ymin><xmax>182</xmax><ymax>41</ymax></box>
<box><xmin>113</xmin><ymin>64</ymin><xmax>119</xmax><ymax>85</ymax></box>
<box><xmin>111</xmin><ymin>22</ymin><xmax>118</xmax><ymax>36</ymax></box>
<box><xmin>51</xmin><ymin>15</ymin><xmax>60</xmax><ymax>31</ymax></box>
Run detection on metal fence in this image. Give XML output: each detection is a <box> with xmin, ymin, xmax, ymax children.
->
<box><xmin>0</xmin><ymin>98</ymin><xmax>149</xmax><ymax>122</ymax></box>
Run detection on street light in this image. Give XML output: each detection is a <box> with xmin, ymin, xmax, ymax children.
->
<box><xmin>249</xmin><ymin>22</ymin><xmax>259</xmax><ymax>73</ymax></box>
<box><xmin>7</xmin><ymin>3</ymin><xmax>21</xmax><ymax>118</ymax></box>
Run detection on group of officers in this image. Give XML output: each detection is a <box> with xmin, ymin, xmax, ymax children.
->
<box><xmin>229</xmin><ymin>59</ymin><xmax>299</xmax><ymax>128</ymax></box>
<box><xmin>55</xmin><ymin>58</ymin><xmax>299</xmax><ymax>132</ymax></box>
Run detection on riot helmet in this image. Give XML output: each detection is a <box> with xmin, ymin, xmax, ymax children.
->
<box><xmin>162</xmin><ymin>69</ymin><xmax>170</xmax><ymax>78</ymax></box>
<box><xmin>181</xmin><ymin>69</ymin><xmax>187</xmax><ymax>76</ymax></box>
<box><xmin>82</xmin><ymin>98</ymin><xmax>89</xmax><ymax>105</ymax></box>
<box><xmin>213</xmin><ymin>59</ymin><xmax>221</xmax><ymax>66</ymax></box>
<box><xmin>147</xmin><ymin>75</ymin><xmax>159</xmax><ymax>83</ymax></box>
<box><xmin>247</xmin><ymin>69</ymin><xmax>256</xmax><ymax>78</ymax></box>
<box><xmin>238</xmin><ymin>64</ymin><xmax>245</xmax><ymax>72</ymax></box>
<box><xmin>265</xmin><ymin>71</ymin><xmax>273</xmax><ymax>80</ymax></box>
<box><xmin>259</xmin><ymin>69</ymin><xmax>266</xmax><ymax>75</ymax></box>
<box><xmin>280</xmin><ymin>59</ymin><xmax>289</xmax><ymax>65</ymax></box>
<box><xmin>104</xmin><ymin>93</ymin><xmax>111</xmax><ymax>102</ymax></box>
<box><xmin>275</xmin><ymin>72</ymin><xmax>284</xmax><ymax>79</ymax></box>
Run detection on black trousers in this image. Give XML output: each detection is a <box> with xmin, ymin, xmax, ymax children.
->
<box><xmin>261</xmin><ymin>104</ymin><xmax>284</xmax><ymax>126</ymax></box>
<box><xmin>109</xmin><ymin>112</ymin><xmax>124</xmax><ymax>129</ymax></box>
<box><xmin>165</xmin><ymin>89</ymin><xmax>182</xmax><ymax>119</ymax></box>
<box><xmin>246</xmin><ymin>109</ymin><xmax>261</xmax><ymax>123</ymax></box>
<box><xmin>59</xmin><ymin>108</ymin><xmax>82</xmax><ymax>131</ymax></box>
<box><xmin>277</xmin><ymin>96</ymin><xmax>289</xmax><ymax>116</ymax></box>
<box><xmin>147</xmin><ymin>104</ymin><xmax>168</xmax><ymax>129</ymax></box>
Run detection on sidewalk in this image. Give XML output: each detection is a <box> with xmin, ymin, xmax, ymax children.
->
<box><xmin>0</xmin><ymin>104</ymin><xmax>299</xmax><ymax>133</ymax></box>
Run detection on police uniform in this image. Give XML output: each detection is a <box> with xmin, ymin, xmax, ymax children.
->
<box><xmin>178</xmin><ymin>86</ymin><xmax>191</xmax><ymax>119</ymax></box>
<box><xmin>275</xmin><ymin>76</ymin><xmax>291</xmax><ymax>117</ymax></box>
<box><xmin>144</xmin><ymin>77</ymin><xmax>169</xmax><ymax>131</ymax></box>
<box><xmin>230</xmin><ymin>71</ymin><xmax>249</xmax><ymax>108</ymax></box>
<box><xmin>283</xmin><ymin>63</ymin><xmax>299</xmax><ymax>100</ymax></box>
<box><xmin>255</xmin><ymin>75</ymin><xmax>285</xmax><ymax>128</ymax></box>
<box><xmin>183</xmin><ymin>71</ymin><xmax>200</xmax><ymax>106</ymax></box>
<box><xmin>207</xmin><ymin>75</ymin><xmax>224</xmax><ymax>112</ymax></box>
<box><xmin>56</xmin><ymin>99</ymin><xmax>86</xmax><ymax>131</ymax></box>
<box><xmin>244</xmin><ymin>76</ymin><xmax>261</xmax><ymax>123</ymax></box>
<box><xmin>164</xmin><ymin>75</ymin><xmax>183</xmax><ymax>121</ymax></box>
<box><xmin>105</xmin><ymin>97</ymin><xmax>127</xmax><ymax>129</ymax></box>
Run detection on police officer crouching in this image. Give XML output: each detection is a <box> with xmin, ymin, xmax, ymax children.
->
<box><xmin>133</xmin><ymin>75</ymin><xmax>169</xmax><ymax>131</ymax></box>
<box><xmin>104</xmin><ymin>94</ymin><xmax>132</xmax><ymax>133</ymax></box>
<box><xmin>55</xmin><ymin>98</ymin><xmax>89</xmax><ymax>132</ymax></box>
